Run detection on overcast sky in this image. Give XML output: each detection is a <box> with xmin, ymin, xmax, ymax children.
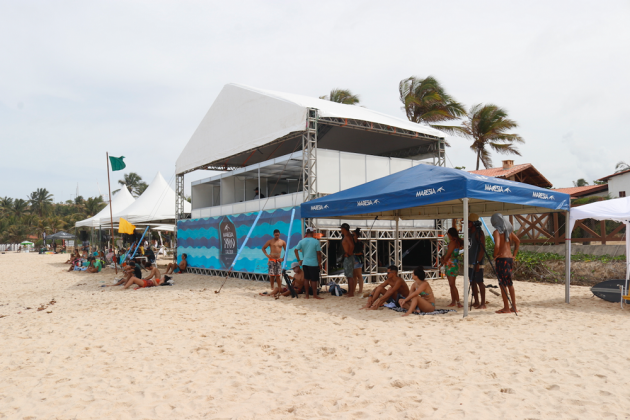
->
<box><xmin>1</xmin><ymin>0</ymin><xmax>629</xmax><ymax>202</ymax></box>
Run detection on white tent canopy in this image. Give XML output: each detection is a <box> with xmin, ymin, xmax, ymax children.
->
<box><xmin>75</xmin><ymin>187</ymin><xmax>135</xmax><ymax>228</ymax></box>
<box><xmin>100</xmin><ymin>172</ymin><xmax>191</xmax><ymax>225</ymax></box>
<box><xmin>176</xmin><ymin>83</ymin><xmax>445</xmax><ymax>175</ymax></box>
<box><xmin>568</xmin><ymin>197</ymin><xmax>630</xmax><ymax>285</ymax></box>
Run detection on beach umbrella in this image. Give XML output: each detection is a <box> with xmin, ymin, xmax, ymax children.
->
<box><xmin>20</xmin><ymin>241</ymin><xmax>34</xmax><ymax>246</ymax></box>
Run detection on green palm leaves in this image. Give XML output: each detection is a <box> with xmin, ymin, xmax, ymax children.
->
<box><xmin>319</xmin><ymin>89</ymin><xmax>360</xmax><ymax>105</ymax></box>
<box><xmin>461</xmin><ymin>104</ymin><xmax>524</xmax><ymax>170</ymax></box>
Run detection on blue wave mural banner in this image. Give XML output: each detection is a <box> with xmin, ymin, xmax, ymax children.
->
<box><xmin>177</xmin><ymin>207</ymin><xmax>303</xmax><ymax>274</ymax></box>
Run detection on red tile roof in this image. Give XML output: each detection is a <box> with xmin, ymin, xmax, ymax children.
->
<box><xmin>469</xmin><ymin>163</ymin><xmax>532</xmax><ymax>179</ymax></box>
<box><xmin>552</xmin><ymin>184</ymin><xmax>608</xmax><ymax>198</ymax></box>
<box><xmin>598</xmin><ymin>168</ymin><xmax>630</xmax><ymax>181</ymax></box>
<box><xmin>469</xmin><ymin>163</ymin><xmax>553</xmax><ymax>188</ymax></box>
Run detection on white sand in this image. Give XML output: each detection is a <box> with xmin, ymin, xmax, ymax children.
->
<box><xmin>1</xmin><ymin>253</ymin><xmax>629</xmax><ymax>419</ymax></box>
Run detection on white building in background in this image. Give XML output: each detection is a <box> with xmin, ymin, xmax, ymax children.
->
<box><xmin>598</xmin><ymin>169</ymin><xmax>630</xmax><ymax>198</ymax></box>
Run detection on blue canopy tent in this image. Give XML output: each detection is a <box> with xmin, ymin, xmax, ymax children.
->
<box><xmin>301</xmin><ymin>164</ymin><xmax>571</xmax><ymax>316</ymax></box>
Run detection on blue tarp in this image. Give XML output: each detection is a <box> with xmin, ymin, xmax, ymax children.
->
<box><xmin>301</xmin><ymin>164</ymin><xmax>570</xmax><ymax>219</ymax></box>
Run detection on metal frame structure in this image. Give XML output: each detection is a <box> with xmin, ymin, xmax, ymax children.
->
<box><xmin>176</xmin><ymin>105</ymin><xmax>447</xmax><ymax>284</ymax></box>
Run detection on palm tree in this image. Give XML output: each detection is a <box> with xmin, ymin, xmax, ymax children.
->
<box><xmin>460</xmin><ymin>104</ymin><xmax>524</xmax><ymax>170</ymax></box>
<box><xmin>0</xmin><ymin>197</ymin><xmax>13</xmax><ymax>215</ymax></box>
<box><xmin>85</xmin><ymin>196</ymin><xmax>106</xmax><ymax>216</ymax></box>
<box><xmin>319</xmin><ymin>89</ymin><xmax>360</xmax><ymax>105</ymax></box>
<box><xmin>573</xmin><ymin>178</ymin><xmax>589</xmax><ymax>187</ymax></box>
<box><xmin>28</xmin><ymin>188</ymin><xmax>54</xmax><ymax>217</ymax></box>
<box><xmin>116</xmin><ymin>172</ymin><xmax>148</xmax><ymax>197</ymax></box>
<box><xmin>12</xmin><ymin>199</ymin><xmax>29</xmax><ymax>218</ymax></box>
<box><xmin>615</xmin><ymin>161</ymin><xmax>630</xmax><ymax>173</ymax></box>
<box><xmin>399</xmin><ymin>76</ymin><xmax>467</xmax><ymax>137</ymax></box>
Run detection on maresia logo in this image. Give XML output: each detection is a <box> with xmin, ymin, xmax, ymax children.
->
<box><xmin>310</xmin><ymin>204</ymin><xmax>329</xmax><ymax>211</ymax></box>
<box><xmin>484</xmin><ymin>184</ymin><xmax>511</xmax><ymax>193</ymax></box>
<box><xmin>416</xmin><ymin>187</ymin><xmax>445</xmax><ymax>197</ymax></box>
<box><xmin>357</xmin><ymin>199</ymin><xmax>380</xmax><ymax>206</ymax></box>
<box><xmin>533</xmin><ymin>191</ymin><xmax>555</xmax><ymax>200</ymax></box>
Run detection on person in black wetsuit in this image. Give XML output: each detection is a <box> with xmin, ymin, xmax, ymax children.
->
<box><xmin>352</xmin><ymin>228</ymin><xmax>365</xmax><ymax>295</ymax></box>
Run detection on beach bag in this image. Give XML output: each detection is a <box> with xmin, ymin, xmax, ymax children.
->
<box><xmin>329</xmin><ymin>283</ymin><xmax>346</xmax><ymax>296</ymax></box>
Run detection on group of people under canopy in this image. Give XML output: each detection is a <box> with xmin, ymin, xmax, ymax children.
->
<box><xmin>260</xmin><ymin>212</ymin><xmax>520</xmax><ymax>315</ymax></box>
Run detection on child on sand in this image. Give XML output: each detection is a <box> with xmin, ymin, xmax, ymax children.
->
<box><xmin>398</xmin><ymin>267</ymin><xmax>436</xmax><ymax>316</ymax></box>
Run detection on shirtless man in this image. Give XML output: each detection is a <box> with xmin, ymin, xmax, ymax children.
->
<box><xmin>399</xmin><ymin>267</ymin><xmax>436</xmax><ymax>316</ymax></box>
<box><xmin>107</xmin><ymin>261</ymin><xmax>142</xmax><ymax>287</ymax></box>
<box><xmin>262</xmin><ymin>229</ymin><xmax>287</xmax><ymax>290</ymax></box>
<box><xmin>123</xmin><ymin>260</ymin><xmax>162</xmax><ymax>289</ymax></box>
<box><xmin>259</xmin><ymin>262</ymin><xmax>305</xmax><ymax>298</ymax></box>
<box><xmin>165</xmin><ymin>253</ymin><xmax>187</xmax><ymax>274</ymax></box>
<box><xmin>340</xmin><ymin>223</ymin><xmax>356</xmax><ymax>297</ymax></box>
<box><xmin>363</xmin><ymin>265</ymin><xmax>410</xmax><ymax>310</ymax></box>
<box><xmin>491</xmin><ymin>213</ymin><xmax>520</xmax><ymax>314</ymax></box>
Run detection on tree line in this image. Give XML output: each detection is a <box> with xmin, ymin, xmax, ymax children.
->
<box><xmin>320</xmin><ymin>76</ymin><xmax>524</xmax><ymax>170</ymax></box>
<box><xmin>0</xmin><ymin>172</ymin><xmax>149</xmax><ymax>244</ymax></box>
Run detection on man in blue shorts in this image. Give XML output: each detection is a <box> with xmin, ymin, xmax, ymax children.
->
<box><xmin>294</xmin><ymin>227</ymin><xmax>323</xmax><ymax>300</ymax></box>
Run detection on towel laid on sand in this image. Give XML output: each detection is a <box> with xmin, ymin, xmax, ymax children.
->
<box><xmin>387</xmin><ymin>306</ymin><xmax>456</xmax><ymax>316</ymax></box>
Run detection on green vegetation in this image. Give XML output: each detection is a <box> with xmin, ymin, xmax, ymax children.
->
<box><xmin>0</xmin><ymin>189</ymin><xmax>106</xmax><ymax>243</ymax></box>
<box><xmin>319</xmin><ymin>89</ymin><xmax>360</xmax><ymax>105</ymax></box>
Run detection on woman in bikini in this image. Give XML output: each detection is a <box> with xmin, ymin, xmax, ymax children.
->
<box><xmin>440</xmin><ymin>227</ymin><xmax>463</xmax><ymax>308</ymax></box>
<box><xmin>122</xmin><ymin>261</ymin><xmax>162</xmax><ymax>289</ymax></box>
<box><xmin>398</xmin><ymin>267</ymin><xmax>436</xmax><ymax>316</ymax></box>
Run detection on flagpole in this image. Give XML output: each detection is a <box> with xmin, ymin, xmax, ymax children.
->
<box><xmin>106</xmin><ymin>152</ymin><xmax>118</xmax><ymax>274</ymax></box>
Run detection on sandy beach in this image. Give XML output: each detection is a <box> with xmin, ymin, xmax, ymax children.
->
<box><xmin>1</xmin><ymin>253</ymin><xmax>629</xmax><ymax>419</ymax></box>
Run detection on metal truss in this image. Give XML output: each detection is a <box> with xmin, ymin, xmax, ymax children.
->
<box><xmin>388</xmin><ymin>240</ymin><xmax>402</xmax><ymax>270</ymax></box>
<box><xmin>175</xmin><ymin>174</ymin><xmax>186</xmax><ymax>220</ymax></box>
<box><xmin>320</xmin><ymin>239</ymin><xmax>329</xmax><ymax>276</ymax></box>
<box><xmin>366</xmin><ymin>240</ymin><xmax>377</xmax><ymax>275</ymax></box>
<box><xmin>319</xmin><ymin>117</ymin><xmax>442</xmax><ymax>141</ymax></box>
<box><xmin>302</xmin><ymin>108</ymin><xmax>318</xmax><ymax>202</ymax></box>
<box><xmin>431</xmin><ymin>139</ymin><xmax>446</xmax><ymax>167</ymax></box>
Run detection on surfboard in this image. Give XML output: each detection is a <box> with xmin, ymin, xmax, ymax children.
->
<box><xmin>591</xmin><ymin>279</ymin><xmax>630</xmax><ymax>303</ymax></box>
<box><xmin>282</xmin><ymin>270</ymin><xmax>298</xmax><ymax>298</ymax></box>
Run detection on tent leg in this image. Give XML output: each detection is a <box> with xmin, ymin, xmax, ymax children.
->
<box><xmin>463</xmin><ymin>199</ymin><xmax>469</xmax><ymax>318</ymax></box>
<box><xmin>395</xmin><ymin>218</ymin><xmax>400</xmax><ymax>270</ymax></box>
<box><xmin>565</xmin><ymin>211</ymin><xmax>571</xmax><ymax>304</ymax></box>
<box><xmin>625</xmin><ymin>223</ymin><xmax>629</xmax><ymax>298</ymax></box>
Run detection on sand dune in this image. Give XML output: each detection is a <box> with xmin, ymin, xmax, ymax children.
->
<box><xmin>1</xmin><ymin>253</ymin><xmax>629</xmax><ymax>419</ymax></box>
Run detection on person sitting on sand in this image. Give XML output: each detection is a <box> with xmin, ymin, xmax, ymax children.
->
<box><xmin>165</xmin><ymin>253</ymin><xmax>187</xmax><ymax>274</ymax></box>
<box><xmin>66</xmin><ymin>249</ymin><xmax>80</xmax><ymax>264</ymax></box>
<box><xmin>398</xmin><ymin>267</ymin><xmax>436</xmax><ymax>316</ymax></box>
<box><xmin>491</xmin><ymin>213</ymin><xmax>520</xmax><ymax>314</ymax></box>
<box><xmin>363</xmin><ymin>265</ymin><xmax>410</xmax><ymax>310</ymax></box>
<box><xmin>122</xmin><ymin>261</ymin><xmax>162</xmax><ymax>289</ymax></box>
<box><xmin>107</xmin><ymin>261</ymin><xmax>142</xmax><ymax>287</ymax></box>
<box><xmin>441</xmin><ymin>227</ymin><xmax>464</xmax><ymax>308</ymax></box>
<box><xmin>86</xmin><ymin>257</ymin><xmax>102</xmax><ymax>273</ymax></box>
<box><xmin>259</xmin><ymin>262</ymin><xmax>305</xmax><ymax>298</ymax></box>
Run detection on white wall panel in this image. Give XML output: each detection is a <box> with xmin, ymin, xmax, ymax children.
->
<box><xmin>366</xmin><ymin>155</ymin><xmax>390</xmax><ymax>182</ymax></box>
<box><xmin>340</xmin><ymin>152</ymin><xmax>366</xmax><ymax>190</ymax></box>
<box><xmin>317</xmin><ymin>149</ymin><xmax>340</xmax><ymax>194</ymax></box>
<box><xmin>390</xmin><ymin>158</ymin><xmax>413</xmax><ymax>174</ymax></box>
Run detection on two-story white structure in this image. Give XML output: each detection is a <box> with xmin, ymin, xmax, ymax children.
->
<box><xmin>598</xmin><ymin>169</ymin><xmax>630</xmax><ymax>198</ymax></box>
<box><xmin>174</xmin><ymin>84</ymin><xmax>448</xmax><ymax>283</ymax></box>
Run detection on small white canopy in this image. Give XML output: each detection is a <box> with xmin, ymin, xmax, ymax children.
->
<box><xmin>75</xmin><ymin>187</ymin><xmax>136</xmax><ymax>228</ymax></box>
<box><xmin>100</xmin><ymin>172</ymin><xmax>191</xmax><ymax>225</ymax></box>
<box><xmin>176</xmin><ymin>83</ymin><xmax>445</xmax><ymax>175</ymax></box>
<box><xmin>567</xmin><ymin>197</ymin><xmax>630</xmax><ymax>288</ymax></box>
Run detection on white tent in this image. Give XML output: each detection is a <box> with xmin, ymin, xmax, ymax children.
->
<box><xmin>568</xmin><ymin>197</ymin><xmax>630</xmax><ymax>287</ymax></box>
<box><xmin>176</xmin><ymin>83</ymin><xmax>445</xmax><ymax>175</ymax></box>
<box><xmin>75</xmin><ymin>187</ymin><xmax>136</xmax><ymax>228</ymax></box>
<box><xmin>100</xmin><ymin>172</ymin><xmax>191</xmax><ymax>225</ymax></box>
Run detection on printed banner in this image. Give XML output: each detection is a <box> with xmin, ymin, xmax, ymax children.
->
<box><xmin>177</xmin><ymin>207</ymin><xmax>303</xmax><ymax>273</ymax></box>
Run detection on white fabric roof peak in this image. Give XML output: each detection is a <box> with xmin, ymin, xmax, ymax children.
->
<box><xmin>75</xmin><ymin>187</ymin><xmax>135</xmax><ymax>228</ymax></box>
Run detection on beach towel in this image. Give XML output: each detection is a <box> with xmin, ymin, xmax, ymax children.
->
<box><xmin>387</xmin><ymin>306</ymin><xmax>456</xmax><ymax>316</ymax></box>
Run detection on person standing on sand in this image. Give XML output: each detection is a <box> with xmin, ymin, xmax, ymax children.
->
<box><xmin>340</xmin><ymin>223</ymin><xmax>356</xmax><ymax>297</ymax></box>
<box><xmin>294</xmin><ymin>227</ymin><xmax>323</xmax><ymax>300</ymax></box>
<box><xmin>262</xmin><ymin>229</ymin><xmax>286</xmax><ymax>290</ymax></box>
<box><xmin>441</xmin><ymin>227</ymin><xmax>463</xmax><ymax>308</ymax></box>
<box><xmin>352</xmin><ymin>228</ymin><xmax>365</xmax><ymax>296</ymax></box>
<box><xmin>491</xmin><ymin>213</ymin><xmax>520</xmax><ymax>314</ymax></box>
<box><xmin>468</xmin><ymin>213</ymin><xmax>487</xmax><ymax>309</ymax></box>
<box><xmin>362</xmin><ymin>265</ymin><xmax>410</xmax><ymax>310</ymax></box>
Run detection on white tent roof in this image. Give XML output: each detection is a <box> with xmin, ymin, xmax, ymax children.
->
<box><xmin>176</xmin><ymin>83</ymin><xmax>445</xmax><ymax>175</ymax></box>
<box><xmin>569</xmin><ymin>197</ymin><xmax>630</xmax><ymax>233</ymax></box>
<box><xmin>100</xmin><ymin>172</ymin><xmax>191</xmax><ymax>225</ymax></box>
<box><xmin>75</xmin><ymin>187</ymin><xmax>135</xmax><ymax>228</ymax></box>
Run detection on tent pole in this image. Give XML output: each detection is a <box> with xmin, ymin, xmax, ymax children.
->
<box><xmin>625</xmin><ymin>223</ymin><xmax>629</xmax><ymax>297</ymax></box>
<box><xmin>395</xmin><ymin>217</ymin><xmax>400</xmax><ymax>269</ymax></box>
<box><xmin>565</xmin><ymin>211</ymin><xmax>570</xmax><ymax>303</ymax></box>
<box><xmin>463</xmin><ymin>199</ymin><xmax>469</xmax><ymax>317</ymax></box>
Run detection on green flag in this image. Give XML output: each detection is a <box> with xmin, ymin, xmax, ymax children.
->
<box><xmin>109</xmin><ymin>156</ymin><xmax>126</xmax><ymax>171</ymax></box>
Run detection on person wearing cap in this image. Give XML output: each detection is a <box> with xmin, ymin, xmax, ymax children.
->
<box><xmin>294</xmin><ymin>227</ymin><xmax>323</xmax><ymax>299</ymax></box>
<box><xmin>259</xmin><ymin>262</ymin><xmax>305</xmax><ymax>298</ymax></box>
<box><xmin>340</xmin><ymin>223</ymin><xmax>357</xmax><ymax>297</ymax></box>
<box><xmin>262</xmin><ymin>229</ymin><xmax>287</xmax><ymax>291</ymax></box>
<box><xmin>468</xmin><ymin>213</ymin><xmax>487</xmax><ymax>309</ymax></box>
